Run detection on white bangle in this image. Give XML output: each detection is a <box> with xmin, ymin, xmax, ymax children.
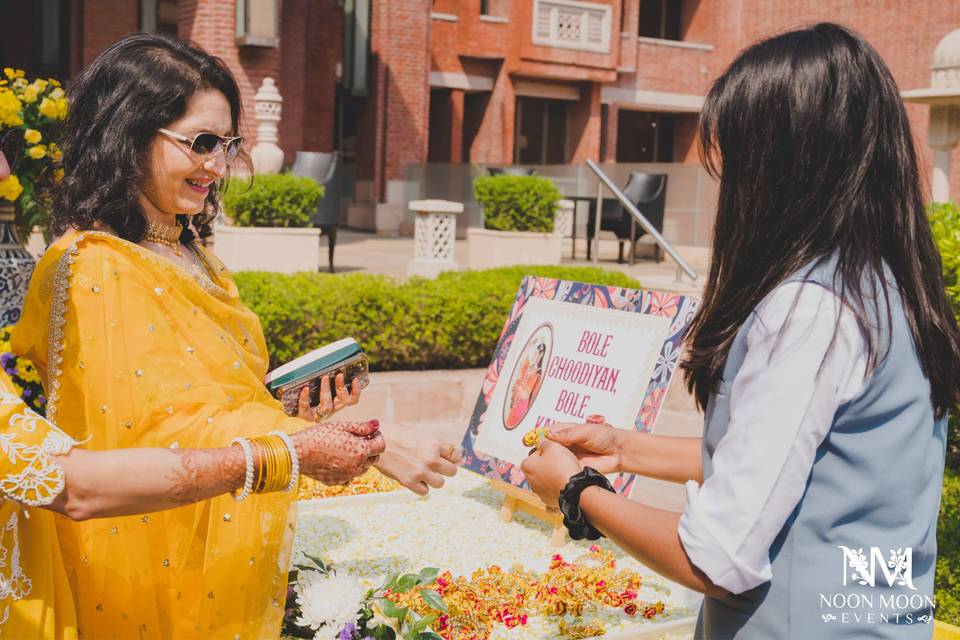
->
<box><xmin>231</xmin><ymin>437</ymin><xmax>255</xmax><ymax>501</ymax></box>
<box><xmin>270</xmin><ymin>430</ymin><xmax>300</xmax><ymax>493</ymax></box>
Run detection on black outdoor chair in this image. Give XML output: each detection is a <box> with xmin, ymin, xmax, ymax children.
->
<box><xmin>290</xmin><ymin>151</ymin><xmax>341</xmax><ymax>273</ymax></box>
<box><xmin>486</xmin><ymin>166</ymin><xmax>536</xmax><ymax>177</ymax></box>
<box><xmin>586</xmin><ymin>172</ymin><xmax>667</xmax><ymax>264</ymax></box>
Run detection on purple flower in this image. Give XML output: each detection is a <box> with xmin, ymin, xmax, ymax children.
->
<box><xmin>337</xmin><ymin>623</ymin><xmax>359</xmax><ymax>640</ymax></box>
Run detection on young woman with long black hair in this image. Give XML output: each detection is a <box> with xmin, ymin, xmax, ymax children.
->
<box><xmin>523</xmin><ymin>22</ymin><xmax>960</xmax><ymax>639</ymax></box>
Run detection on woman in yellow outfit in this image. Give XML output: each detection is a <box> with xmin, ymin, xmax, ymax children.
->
<box><xmin>0</xmin><ymin>118</ymin><xmax>387</xmax><ymax>640</ymax></box>
<box><xmin>14</xmin><ymin>32</ymin><xmax>459</xmax><ymax>638</ymax></box>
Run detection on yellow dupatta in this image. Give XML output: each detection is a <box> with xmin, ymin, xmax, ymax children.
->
<box><xmin>0</xmin><ymin>372</ymin><xmax>78</xmax><ymax>639</ymax></box>
<box><xmin>14</xmin><ymin>231</ymin><xmax>309</xmax><ymax>639</ymax></box>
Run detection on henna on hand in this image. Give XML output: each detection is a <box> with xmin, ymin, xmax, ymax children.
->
<box><xmin>292</xmin><ymin>421</ymin><xmax>385</xmax><ymax>485</ymax></box>
<box><xmin>165</xmin><ymin>446</ymin><xmax>247</xmax><ymax>506</ymax></box>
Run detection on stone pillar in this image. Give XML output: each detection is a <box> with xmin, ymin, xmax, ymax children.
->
<box><xmin>407</xmin><ymin>199</ymin><xmax>463</xmax><ymax>278</ymax></box>
<box><xmin>450</xmin><ymin>90</ymin><xmax>465</xmax><ymax>163</ymax></box>
<box><xmin>251</xmin><ymin>78</ymin><xmax>285</xmax><ymax>174</ymax></box>
<box><xmin>929</xmin><ymin>105</ymin><xmax>960</xmax><ymax>202</ymax></box>
<box><xmin>602</xmin><ymin>103</ymin><xmax>619</xmax><ymax>163</ymax></box>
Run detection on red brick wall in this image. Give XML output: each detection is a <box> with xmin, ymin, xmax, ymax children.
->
<box><xmin>367</xmin><ymin>0</ymin><xmax>431</xmax><ymax>197</ymax></box>
<box><xmin>302</xmin><ymin>1</ymin><xmax>341</xmax><ymax>152</ymax></box>
<box><xmin>79</xmin><ymin>0</ymin><xmax>139</xmax><ymax>68</ymax></box>
<box><xmin>673</xmin><ymin>113</ymin><xmax>700</xmax><ymax>163</ymax></box>
<box><xmin>69</xmin><ymin>1</ymin><xmax>960</xmax><ymax>200</ymax></box>
<box><xmin>603</xmin><ymin>1</ymin><xmax>960</xmax><ymax>197</ymax></box>
<box><xmin>178</xmin><ymin>0</ymin><xmax>282</xmax><ymax>148</ymax></box>
<box><xmin>568</xmin><ymin>82</ymin><xmax>603</xmax><ymax>163</ymax></box>
<box><xmin>711</xmin><ymin>1</ymin><xmax>960</xmax><ymax>200</ymax></box>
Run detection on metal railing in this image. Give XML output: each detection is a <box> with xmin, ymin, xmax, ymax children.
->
<box><xmin>585</xmin><ymin>158</ymin><xmax>698</xmax><ymax>281</ymax></box>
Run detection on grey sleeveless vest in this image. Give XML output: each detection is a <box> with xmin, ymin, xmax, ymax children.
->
<box><xmin>695</xmin><ymin>259</ymin><xmax>946</xmax><ymax>639</ymax></box>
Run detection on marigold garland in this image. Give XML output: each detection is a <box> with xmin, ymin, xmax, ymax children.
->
<box><xmin>387</xmin><ymin>546</ymin><xmax>667</xmax><ymax>639</ymax></box>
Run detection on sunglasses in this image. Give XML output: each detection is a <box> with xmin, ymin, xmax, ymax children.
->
<box><xmin>158</xmin><ymin>128</ymin><xmax>243</xmax><ymax>164</ymax></box>
<box><xmin>0</xmin><ymin>129</ymin><xmax>24</xmax><ymax>173</ymax></box>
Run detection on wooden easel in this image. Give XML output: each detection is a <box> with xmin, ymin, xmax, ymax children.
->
<box><xmin>490</xmin><ymin>479</ymin><xmax>567</xmax><ymax>547</ymax></box>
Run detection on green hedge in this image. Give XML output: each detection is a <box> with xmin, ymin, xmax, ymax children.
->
<box><xmin>473</xmin><ymin>175</ymin><xmax>561</xmax><ymax>233</ymax></box>
<box><xmin>223</xmin><ymin>173</ymin><xmax>324</xmax><ymax>228</ymax></box>
<box><xmin>930</xmin><ymin>202</ymin><xmax>960</xmax><ymax>625</ymax></box>
<box><xmin>235</xmin><ymin>266</ymin><xmax>639</xmax><ymax>371</ymax></box>
<box><xmin>929</xmin><ymin>202</ymin><xmax>960</xmax><ymax>472</ymax></box>
<box><xmin>938</xmin><ymin>471</ymin><xmax>960</xmax><ymax>625</ymax></box>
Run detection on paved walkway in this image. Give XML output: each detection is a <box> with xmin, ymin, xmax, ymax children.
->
<box><xmin>330</xmin><ymin>230</ymin><xmax>709</xmax><ymax>296</ymax></box>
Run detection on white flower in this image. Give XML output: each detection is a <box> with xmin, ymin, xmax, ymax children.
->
<box><xmin>294</xmin><ymin>570</ymin><xmax>365</xmax><ymax>638</ymax></box>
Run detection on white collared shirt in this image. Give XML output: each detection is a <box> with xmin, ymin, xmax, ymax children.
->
<box><xmin>677</xmin><ymin>281</ymin><xmax>868</xmax><ymax>595</ymax></box>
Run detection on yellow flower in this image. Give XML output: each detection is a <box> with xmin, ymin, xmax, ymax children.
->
<box><xmin>38</xmin><ymin>96</ymin><xmax>67</xmax><ymax>120</ymax></box>
<box><xmin>49</xmin><ymin>79</ymin><xmax>61</xmax><ymax>87</ymax></box>
<box><xmin>2</xmin><ymin>68</ymin><xmax>21</xmax><ymax>80</ymax></box>
<box><xmin>24</xmin><ymin>129</ymin><xmax>41</xmax><ymax>144</ymax></box>
<box><xmin>0</xmin><ymin>89</ymin><xmax>22</xmax><ymax>127</ymax></box>
<box><xmin>51</xmin><ymin>148</ymin><xmax>63</xmax><ymax>162</ymax></box>
<box><xmin>26</xmin><ymin>145</ymin><xmax>46</xmax><ymax>160</ymax></box>
<box><xmin>21</xmin><ymin>85</ymin><xmax>38</xmax><ymax>104</ymax></box>
<box><xmin>53</xmin><ymin>168</ymin><xmax>64</xmax><ymax>183</ymax></box>
<box><xmin>0</xmin><ymin>175</ymin><xmax>23</xmax><ymax>202</ymax></box>
<box><xmin>49</xmin><ymin>87</ymin><xmax>65</xmax><ymax>100</ymax></box>
<box><xmin>32</xmin><ymin>79</ymin><xmax>47</xmax><ymax>91</ymax></box>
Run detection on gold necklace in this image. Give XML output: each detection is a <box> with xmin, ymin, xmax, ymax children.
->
<box><xmin>144</xmin><ymin>221</ymin><xmax>184</xmax><ymax>257</ymax></box>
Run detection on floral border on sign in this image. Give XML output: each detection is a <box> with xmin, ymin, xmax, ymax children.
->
<box><xmin>460</xmin><ymin>276</ymin><xmax>698</xmax><ymax>497</ymax></box>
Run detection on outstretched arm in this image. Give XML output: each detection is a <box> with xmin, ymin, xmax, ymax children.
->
<box><xmin>547</xmin><ymin>422</ymin><xmax>703</xmax><ymax>484</ymax></box>
<box><xmin>577</xmin><ymin>486</ymin><xmax>725</xmax><ymax>596</ymax></box>
<box><xmin>47</xmin><ymin>445</ymin><xmax>245</xmax><ymax>520</ymax></box>
<box><xmin>521</xmin><ymin>440</ymin><xmax>725</xmax><ymax>597</ymax></box>
<box><xmin>44</xmin><ymin>419</ymin><xmax>385</xmax><ymax>520</ymax></box>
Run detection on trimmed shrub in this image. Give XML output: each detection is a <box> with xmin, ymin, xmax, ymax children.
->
<box><xmin>473</xmin><ymin>175</ymin><xmax>561</xmax><ymax>233</ymax></box>
<box><xmin>223</xmin><ymin>173</ymin><xmax>324</xmax><ymax>228</ymax></box>
<box><xmin>930</xmin><ymin>202</ymin><xmax>960</xmax><ymax>308</ymax></box>
<box><xmin>235</xmin><ymin>266</ymin><xmax>640</xmax><ymax>371</ymax></box>
<box><xmin>929</xmin><ymin>202</ymin><xmax>960</xmax><ymax>472</ymax></box>
<box><xmin>930</xmin><ymin>203</ymin><xmax>960</xmax><ymax>625</ymax></box>
<box><xmin>938</xmin><ymin>471</ymin><xmax>960</xmax><ymax>625</ymax></box>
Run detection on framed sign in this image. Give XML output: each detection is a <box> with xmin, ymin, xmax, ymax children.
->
<box><xmin>460</xmin><ymin>276</ymin><xmax>698</xmax><ymax>496</ymax></box>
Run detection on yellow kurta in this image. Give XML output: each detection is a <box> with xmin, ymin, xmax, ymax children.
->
<box><xmin>0</xmin><ymin>370</ymin><xmax>78</xmax><ymax>639</ymax></box>
<box><xmin>14</xmin><ymin>231</ymin><xmax>309</xmax><ymax>639</ymax></box>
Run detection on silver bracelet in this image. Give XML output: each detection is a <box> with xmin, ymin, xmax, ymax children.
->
<box><xmin>230</xmin><ymin>437</ymin><xmax>255</xmax><ymax>501</ymax></box>
<box><xmin>270</xmin><ymin>430</ymin><xmax>300</xmax><ymax>493</ymax></box>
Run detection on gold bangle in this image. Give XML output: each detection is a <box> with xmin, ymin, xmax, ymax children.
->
<box><xmin>270</xmin><ymin>437</ymin><xmax>291</xmax><ymax>492</ymax></box>
<box><xmin>249</xmin><ymin>435</ymin><xmax>294</xmax><ymax>494</ymax></box>
<box><xmin>260</xmin><ymin>437</ymin><xmax>277</xmax><ymax>493</ymax></box>
<box><xmin>251</xmin><ymin>438</ymin><xmax>266</xmax><ymax>493</ymax></box>
<box><xmin>272</xmin><ymin>435</ymin><xmax>293</xmax><ymax>492</ymax></box>
<box><xmin>264</xmin><ymin>437</ymin><xmax>277</xmax><ymax>492</ymax></box>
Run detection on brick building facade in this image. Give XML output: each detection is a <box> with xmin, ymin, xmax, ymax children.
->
<box><xmin>1</xmin><ymin>0</ymin><xmax>958</xmax><ymax>234</ymax></box>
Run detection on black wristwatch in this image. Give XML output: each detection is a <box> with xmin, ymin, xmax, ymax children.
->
<box><xmin>558</xmin><ymin>467</ymin><xmax>614</xmax><ymax>541</ymax></box>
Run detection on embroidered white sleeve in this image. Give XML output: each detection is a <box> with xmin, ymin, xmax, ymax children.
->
<box><xmin>0</xmin><ymin>393</ymin><xmax>79</xmax><ymax>507</ymax></box>
<box><xmin>678</xmin><ymin>282</ymin><xmax>868</xmax><ymax>594</ymax></box>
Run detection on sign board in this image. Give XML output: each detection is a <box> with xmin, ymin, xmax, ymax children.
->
<box><xmin>461</xmin><ymin>276</ymin><xmax>698</xmax><ymax>497</ymax></box>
